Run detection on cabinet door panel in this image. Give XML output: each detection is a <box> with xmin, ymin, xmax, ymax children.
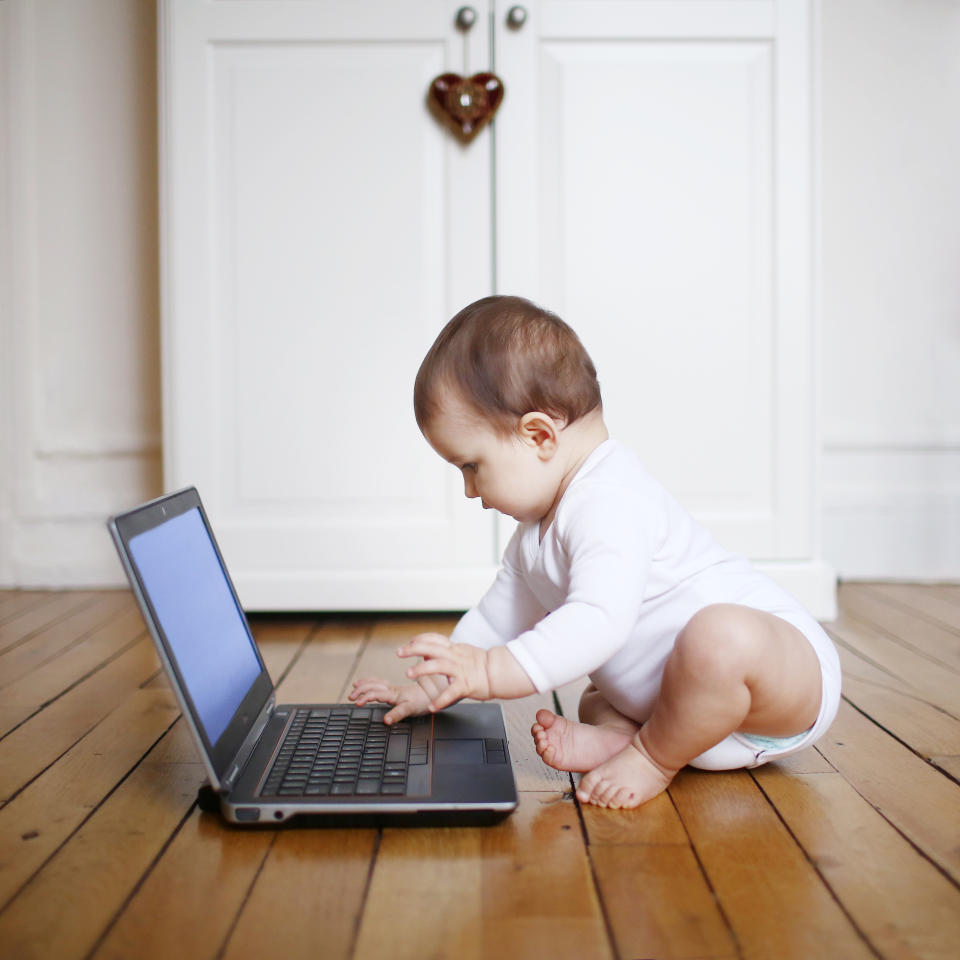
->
<box><xmin>161</xmin><ymin>0</ymin><xmax>496</xmax><ymax>608</ymax></box>
<box><xmin>496</xmin><ymin>0</ymin><xmax>814</xmax><ymax>561</ymax></box>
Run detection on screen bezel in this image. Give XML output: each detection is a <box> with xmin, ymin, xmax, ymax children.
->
<box><xmin>110</xmin><ymin>487</ymin><xmax>273</xmax><ymax>784</ymax></box>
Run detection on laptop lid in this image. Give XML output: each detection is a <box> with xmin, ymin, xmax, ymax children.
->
<box><xmin>109</xmin><ymin>488</ymin><xmax>274</xmax><ymax>788</ymax></box>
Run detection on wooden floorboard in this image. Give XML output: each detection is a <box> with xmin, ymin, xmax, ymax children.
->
<box><xmin>0</xmin><ymin>585</ymin><xmax>957</xmax><ymax>959</ymax></box>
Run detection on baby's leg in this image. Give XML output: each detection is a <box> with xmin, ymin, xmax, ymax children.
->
<box><xmin>577</xmin><ymin>604</ymin><xmax>822</xmax><ymax>809</ymax></box>
<box><xmin>531</xmin><ymin>685</ymin><xmax>641</xmax><ymax>773</ymax></box>
<box><xmin>578</xmin><ymin>684</ymin><xmax>642</xmax><ymax>732</ymax></box>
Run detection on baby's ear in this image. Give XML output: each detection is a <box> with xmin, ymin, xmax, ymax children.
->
<box><xmin>517</xmin><ymin>412</ymin><xmax>559</xmax><ymax>459</ymax></box>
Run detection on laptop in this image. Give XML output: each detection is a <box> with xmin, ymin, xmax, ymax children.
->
<box><xmin>109</xmin><ymin>487</ymin><xmax>518</xmax><ymax>826</ymax></box>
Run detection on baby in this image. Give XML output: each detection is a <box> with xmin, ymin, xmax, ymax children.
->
<box><xmin>350</xmin><ymin>295</ymin><xmax>841</xmax><ymax>809</ymax></box>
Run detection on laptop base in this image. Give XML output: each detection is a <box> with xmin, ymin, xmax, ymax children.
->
<box><xmin>197</xmin><ymin>783</ymin><xmax>513</xmax><ymax>828</ymax></box>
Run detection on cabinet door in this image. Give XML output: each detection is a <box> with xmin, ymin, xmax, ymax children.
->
<box><xmin>160</xmin><ymin>0</ymin><xmax>498</xmax><ymax>609</ymax></box>
<box><xmin>495</xmin><ymin>0</ymin><xmax>830</xmax><ymax>606</ymax></box>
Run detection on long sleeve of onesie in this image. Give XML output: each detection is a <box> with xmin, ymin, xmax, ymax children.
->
<box><xmin>504</xmin><ymin>476</ymin><xmax>658</xmax><ymax>693</ymax></box>
<box><xmin>449</xmin><ymin>526</ymin><xmax>548</xmax><ymax>649</ymax></box>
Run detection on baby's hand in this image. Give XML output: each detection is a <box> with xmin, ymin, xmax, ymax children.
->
<box><xmin>348</xmin><ymin>677</ymin><xmax>431</xmax><ymax>725</ymax></box>
<box><xmin>399</xmin><ymin>633</ymin><xmax>491</xmax><ymax>711</ymax></box>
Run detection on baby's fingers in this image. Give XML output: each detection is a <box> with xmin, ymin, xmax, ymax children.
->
<box><xmin>405</xmin><ymin>658</ymin><xmax>457</xmax><ymax>682</ymax></box>
<box><xmin>383</xmin><ymin>700</ymin><xmax>418</xmax><ymax>725</ymax></box>
<box><xmin>427</xmin><ymin>684</ymin><xmax>464</xmax><ymax>713</ymax></box>
<box><xmin>398</xmin><ymin>635</ymin><xmax>451</xmax><ymax>661</ymax></box>
<box><xmin>350</xmin><ymin>678</ymin><xmax>397</xmax><ymax>705</ymax></box>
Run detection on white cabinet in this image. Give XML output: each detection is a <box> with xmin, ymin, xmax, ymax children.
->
<box><xmin>160</xmin><ymin>0</ymin><xmax>834</xmax><ymax>616</ymax></box>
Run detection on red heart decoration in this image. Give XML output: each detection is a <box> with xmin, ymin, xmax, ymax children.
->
<box><xmin>429</xmin><ymin>72</ymin><xmax>505</xmax><ymax>142</ymax></box>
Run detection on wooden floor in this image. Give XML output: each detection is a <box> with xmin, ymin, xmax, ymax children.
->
<box><xmin>0</xmin><ymin>585</ymin><xmax>959</xmax><ymax>959</ymax></box>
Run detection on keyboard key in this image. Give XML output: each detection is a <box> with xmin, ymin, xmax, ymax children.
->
<box><xmin>386</xmin><ymin>737</ymin><xmax>408</xmax><ymax>762</ymax></box>
<box><xmin>331</xmin><ymin>783</ymin><xmax>358</xmax><ymax>795</ymax></box>
<box><xmin>380</xmin><ymin>783</ymin><xmax>406</xmax><ymax>795</ymax></box>
<box><xmin>356</xmin><ymin>780</ymin><xmax>380</xmax><ymax>794</ymax></box>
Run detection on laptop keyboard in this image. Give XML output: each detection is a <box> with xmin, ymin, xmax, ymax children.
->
<box><xmin>260</xmin><ymin>707</ymin><xmax>429</xmax><ymax>798</ymax></box>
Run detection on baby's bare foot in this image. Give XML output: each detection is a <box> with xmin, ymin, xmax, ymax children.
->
<box><xmin>576</xmin><ymin>737</ymin><xmax>678</xmax><ymax>809</ymax></box>
<box><xmin>531</xmin><ymin>709</ymin><xmax>634</xmax><ymax>773</ymax></box>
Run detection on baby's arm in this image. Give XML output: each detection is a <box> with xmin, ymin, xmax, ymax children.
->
<box><xmin>399</xmin><ymin>633</ymin><xmax>535</xmax><ymax>711</ymax></box>
<box><xmin>350</xmin><ymin>528</ymin><xmax>542</xmax><ymax>719</ymax></box>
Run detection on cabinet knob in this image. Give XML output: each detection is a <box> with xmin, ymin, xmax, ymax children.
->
<box><xmin>506</xmin><ymin>5</ymin><xmax>528</xmax><ymax>29</ymax></box>
<box><xmin>455</xmin><ymin>6</ymin><xmax>477</xmax><ymax>31</ymax></box>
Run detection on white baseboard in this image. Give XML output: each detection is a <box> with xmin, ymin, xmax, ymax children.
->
<box><xmin>823</xmin><ymin>447</ymin><xmax>960</xmax><ymax>583</ymax></box>
<box><xmin>6</xmin><ymin>520</ymin><xmax>129</xmax><ymax>588</ymax></box>
<box><xmin>754</xmin><ymin>560</ymin><xmax>838</xmax><ymax>621</ymax></box>
<box><xmin>237</xmin><ymin>562</ymin><xmax>840</xmax><ymax>620</ymax></box>
<box><xmin>233</xmin><ymin>568</ymin><xmax>500</xmax><ymax>614</ymax></box>
<box><xmin>824</xmin><ymin>503</ymin><xmax>960</xmax><ymax>582</ymax></box>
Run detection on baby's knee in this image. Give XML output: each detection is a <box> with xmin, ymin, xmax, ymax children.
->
<box><xmin>673</xmin><ymin>604</ymin><xmax>759</xmax><ymax>680</ymax></box>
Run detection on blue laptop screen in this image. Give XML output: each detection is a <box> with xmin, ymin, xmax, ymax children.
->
<box><xmin>128</xmin><ymin>507</ymin><xmax>263</xmax><ymax>745</ymax></box>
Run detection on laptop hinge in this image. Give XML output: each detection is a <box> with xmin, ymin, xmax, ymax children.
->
<box><xmin>221</xmin><ymin>695</ymin><xmax>275</xmax><ymax>793</ymax></box>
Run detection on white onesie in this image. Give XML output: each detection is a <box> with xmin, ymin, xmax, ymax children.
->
<box><xmin>450</xmin><ymin>439</ymin><xmax>841</xmax><ymax>770</ymax></box>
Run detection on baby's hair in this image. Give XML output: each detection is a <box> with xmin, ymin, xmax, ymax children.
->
<box><xmin>414</xmin><ymin>295</ymin><xmax>602</xmax><ymax>435</ymax></box>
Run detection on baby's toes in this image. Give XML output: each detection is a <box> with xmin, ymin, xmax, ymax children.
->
<box><xmin>605</xmin><ymin>787</ymin><xmax>631</xmax><ymax>810</ymax></box>
<box><xmin>576</xmin><ymin>772</ymin><xmax>599</xmax><ymax>805</ymax></box>
<box><xmin>593</xmin><ymin>779</ymin><xmax>617</xmax><ymax>808</ymax></box>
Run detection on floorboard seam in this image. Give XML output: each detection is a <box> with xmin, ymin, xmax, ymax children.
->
<box><xmin>837</xmin><ymin>610</ymin><xmax>960</xmax><ymax>675</ymax></box>
<box><xmin>0</xmin><ymin>710</ymin><xmax>182</xmax><ymax>917</ymax></box>
<box><xmin>748</xmin><ymin>769</ymin><xmax>884</xmax><ymax>960</ymax></box>
<box><xmin>0</xmin><ymin>594</ymin><xmax>101</xmax><ymax>656</ymax></box>
<box><xmin>826</xmin><ymin>697</ymin><xmax>960</xmax><ymax>892</ymax></box>
<box><xmin>82</xmin><ymin>797</ymin><xmax>199</xmax><ymax>960</ymax></box>
<box><xmin>268</xmin><ymin>622</ymin><xmax>320</xmax><ymax>689</ymax></box>
<box><xmin>554</xmin><ymin>690</ymin><xmax>620</xmax><ymax>960</ymax></box>
<box><xmin>336</xmin><ymin>619</ymin><xmax>374</xmax><ymax>702</ymax></box>
<box><xmin>348</xmin><ymin>828</ymin><xmax>382</xmax><ymax>960</ymax></box>
<box><xmin>214</xmin><ymin>832</ymin><xmax>279</xmax><ymax>960</ymax></box>
<box><xmin>0</xmin><ymin>631</ymin><xmax>149</xmax><ymax>745</ymax></box>
<box><xmin>668</xmin><ymin>788</ymin><xmax>744</xmax><ymax>960</ymax></box>
<box><xmin>860</xmin><ymin>584</ymin><xmax>960</xmax><ymax>637</ymax></box>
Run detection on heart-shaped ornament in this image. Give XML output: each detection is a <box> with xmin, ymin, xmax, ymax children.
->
<box><xmin>429</xmin><ymin>72</ymin><xmax>505</xmax><ymax>142</ymax></box>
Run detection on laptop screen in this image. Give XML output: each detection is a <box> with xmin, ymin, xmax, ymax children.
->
<box><xmin>128</xmin><ymin>507</ymin><xmax>263</xmax><ymax>746</ymax></box>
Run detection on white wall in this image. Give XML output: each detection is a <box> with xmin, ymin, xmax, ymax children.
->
<box><xmin>0</xmin><ymin>0</ymin><xmax>957</xmax><ymax>587</ymax></box>
<box><xmin>0</xmin><ymin>0</ymin><xmax>162</xmax><ymax>586</ymax></box>
<box><xmin>820</xmin><ymin>0</ymin><xmax>960</xmax><ymax>579</ymax></box>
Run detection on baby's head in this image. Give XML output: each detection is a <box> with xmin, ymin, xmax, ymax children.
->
<box><xmin>414</xmin><ymin>295</ymin><xmax>602</xmax><ymax>437</ymax></box>
<box><xmin>414</xmin><ymin>296</ymin><xmax>605</xmax><ymax>524</ymax></box>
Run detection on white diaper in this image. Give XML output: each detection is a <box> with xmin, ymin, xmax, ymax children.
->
<box><xmin>688</xmin><ymin>609</ymin><xmax>841</xmax><ymax>772</ymax></box>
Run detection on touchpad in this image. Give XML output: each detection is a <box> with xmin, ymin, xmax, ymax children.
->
<box><xmin>434</xmin><ymin>739</ymin><xmax>484</xmax><ymax>765</ymax></box>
